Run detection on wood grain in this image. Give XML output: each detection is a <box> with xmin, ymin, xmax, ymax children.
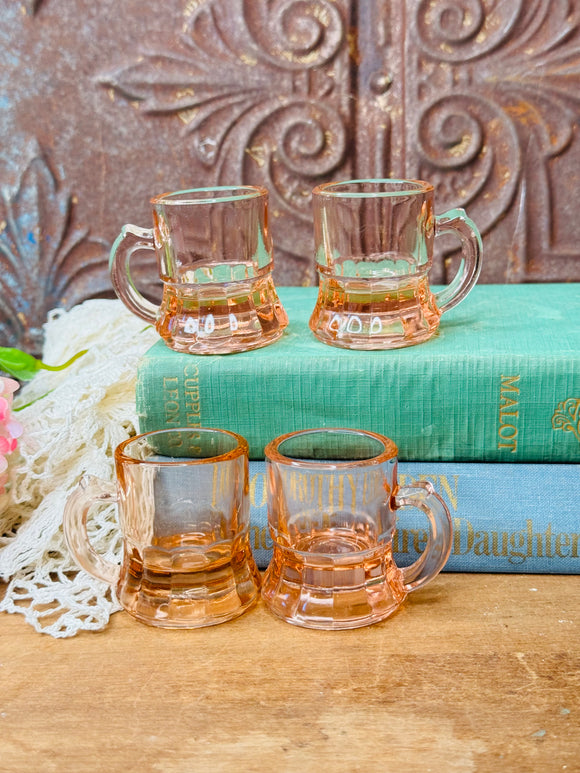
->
<box><xmin>0</xmin><ymin>573</ymin><xmax>578</xmax><ymax>772</ymax></box>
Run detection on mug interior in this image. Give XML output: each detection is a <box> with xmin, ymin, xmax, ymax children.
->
<box><xmin>116</xmin><ymin>428</ymin><xmax>247</xmax><ymax>464</ymax></box>
<box><xmin>270</xmin><ymin>429</ymin><xmax>397</xmax><ymax>464</ymax></box>
<box><xmin>314</xmin><ymin>179</ymin><xmax>432</xmax><ymax>198</ymax></box>
<box><xmin>151</xmin><ymin>186</ymin><xmax>266</xmax><ymax>206</ymax></box>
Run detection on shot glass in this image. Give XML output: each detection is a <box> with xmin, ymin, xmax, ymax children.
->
<box><xmin>261</xmin><ymin>428</ymin><xmax>453</xmax><ymax>629</ymax></box>
<box><xmin>309</xmin><ymin>178</ymin><xmax>482</xmax><ymax>349</ymax></box>
<box><xmin>110</xmin><ymin>186</ymin><xmax>288</xmax><ymax>354</ymax></box>
<box><xmin>64</xmin><ymin>428</ymin><xmax>261</xmax><ymax>628</ymax></box>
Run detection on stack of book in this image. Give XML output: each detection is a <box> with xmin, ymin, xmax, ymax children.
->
<box><xmin>136</xmin><ymin>284</ymin><xmax>580</xmax><ymax>574</ymax></box>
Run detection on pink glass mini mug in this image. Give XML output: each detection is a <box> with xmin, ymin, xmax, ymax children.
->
<box><xmin>261</xmin><ymin>428</ymin><xmax>453</xmax><ymax>630</ymax></box>
<box><xmin>110</xmin><ymin>186</ymin><xmax>288</xmax><ymax>355</ymax></box>
<box><xmin>309</xmin><ymin>179</ymin><xmax>482</xmax><ymax>350</ymax></box>
<box><xmin>63</xmin><ymin>428</ymin><xmax>261</xmax><ymax>628</ymax></box>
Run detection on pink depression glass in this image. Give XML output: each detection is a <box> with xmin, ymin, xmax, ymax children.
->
<box><xmin>309</xmin><ymin>179</ymin><xmax>482</xmax><ymax>350</ymax></box>
<box><xmin>63</xmin><ymin>428</ymin><xmax>261</xmax><ymax>628</ymax></box>
<box><xmin>110</xmin><ymin>186</ymin><xmax>288</xmax><ymax>355</ymax></box>
<box><xmin>261</xmin><ymin>428</ymin><xmax>453</xmax><ymax>630</ymax></box>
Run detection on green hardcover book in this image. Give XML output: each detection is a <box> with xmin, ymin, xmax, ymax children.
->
<box><xmin>136</xmin><ymin>284</ymin><xmax>580</xmax><ymax>462</ymax></box>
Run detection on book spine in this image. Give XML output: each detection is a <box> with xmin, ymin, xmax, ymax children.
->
<box><xmin>246</xmin><ymin>462</ymin><xmax>580</xmax><ymax>574</ymax></box>
<box><xmin>136</xmin><ymin>344</ymin><xmax>580</xmax><ymax>463</ymax></box>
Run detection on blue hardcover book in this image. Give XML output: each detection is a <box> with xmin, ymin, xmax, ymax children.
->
<box><xmin>247</xmin><ymin>462</ymin><xmax>580</xmax><ymax>574</ymax></box>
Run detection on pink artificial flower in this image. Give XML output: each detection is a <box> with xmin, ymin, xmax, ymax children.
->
<box><xmin>0</xmin><ymin>377</ymin><xmax>22</xmax><ymax>492</ymax></box>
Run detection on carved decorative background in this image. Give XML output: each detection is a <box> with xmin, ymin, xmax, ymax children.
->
<box><xmin>2</xmin><ymin>0</ymin><xmax>580</xmax><ymax>351</ymax></box>
<box><xmin>102</xmin><ymin>0</ymin><xmax>354</xmax><ymax>283</ymax></box>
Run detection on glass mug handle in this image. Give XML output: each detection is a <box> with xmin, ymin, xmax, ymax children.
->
<box><xmin>394</xmin><ymin>481</ymin><xmax>453</xmax><ymax>593</ymax></box>
<box><xmin>63</xmin><ymin>475</ymin><xmax>120</xmax><ymax>587</ymax></box>
<box><xmin>433</xmin><ymin>208</ymin><xmax>483</xmax><ymax>313</ymax></box>
<box><xmin>110</xmin><ymin>225</ymin><xmax>159</xmax><ymax>324</ymax></box>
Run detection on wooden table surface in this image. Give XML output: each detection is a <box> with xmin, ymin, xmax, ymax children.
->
<box><xmin>0</xmin><ymin>573</ymin><xmax>578</xmax><ymax>773</ymax></box>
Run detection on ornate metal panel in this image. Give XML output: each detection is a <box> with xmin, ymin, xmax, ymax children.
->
<box><xmin>1</xmin><ymin>0</ymin><xmax>580</xmax><ymax>352</ymax></box>
<box><xmin>102</xmin><ymin>0</ymin><xmax>355</xmax><ymax>287</ymax></box>
<box><xmin>402</xmin><ymin>0</ymin><xmax>580</xmax><ymax>283</ymax></box>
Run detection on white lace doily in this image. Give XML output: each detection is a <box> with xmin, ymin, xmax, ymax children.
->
<box><xmin>0</xmin><ymin>300</ymin><xmax>158</xmax><ymax>637</ymax></box>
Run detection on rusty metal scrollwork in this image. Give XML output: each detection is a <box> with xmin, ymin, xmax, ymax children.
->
<box><xmin>0</xmin><ymin>146</ymin><xmax>109</xmax><ymax>353</ymax></box>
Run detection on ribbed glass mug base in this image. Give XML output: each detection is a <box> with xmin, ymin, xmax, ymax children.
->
<box><xmin>117</xmin><ymin>539</ymin><xmax>261</xmax><ymax>629</ymax></box>
<box><xmin>309</xmin><ymin>275</ymin><xmax>441</xmax><ymax>350</ymax></box>
<box><xmin>156</xmin><ymin>274</ymin><xmax>288</xmax><ymax>355</ymax></box>
<box><xmin>261</xmin><ymin>539</ymin><xmax>407</xmax><ymax>630</ymax></box>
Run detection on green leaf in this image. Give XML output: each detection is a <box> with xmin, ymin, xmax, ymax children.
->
<box><xmin>0</xmin><ymin>347</ymin><xmax>88</xmax><ymax>380</ymax></box>
<box><xmin>0</xmin><ymin>348</ymin><xmax>41</xmax><ymax>379</ymax></box>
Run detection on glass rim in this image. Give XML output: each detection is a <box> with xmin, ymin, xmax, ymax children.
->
<box><xmin>265</xmin><ymin>428</ymin><xmax>398</xmax><ymax>469</ymax></box>
<box><xmin>115</xmin><ymin>427</ymin><xmax>249</xmax><ymax>466</ymax></box>
<box><xmin>312</xmin><ymin>178</ymin><xmax>434</xmax><ymax>199</ymax></box>
<box><xmin>150</xmin><ymin>185</ymin><xmax>268</xmax><ymax>206</ymax></box>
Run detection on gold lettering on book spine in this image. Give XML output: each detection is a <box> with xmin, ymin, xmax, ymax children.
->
<box><xmin>249</xmin><ymin>472</ymin><xmax>267</xmax><ymax>508</ymax></box>
<box><xmin>183</xmin><ymin>364</ymin><xmax>201</xmax><ymax>428</ymax></box>
<box><xmin>163</xmin><ymin>376</ymin><xmax>180</xmax><ymax>426</ymax></box>
<box><xmin>449</xmin><ymin>518</ymin><xmax>580</xmax><ymax>565</ymax></box>
<box><xmin>279</xmin><ymin>468</ymin><xmax>385</xmax><ymax>513</ymax></box>
<box><xmin>498</xmin><ymin>375</ymin><xmax>520</xmax><ymax>452</ymax></box>
<box><xmin>250</xmin><ymin>525</ymin><xmax>273</xmax><ymax>551</ymax></box>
